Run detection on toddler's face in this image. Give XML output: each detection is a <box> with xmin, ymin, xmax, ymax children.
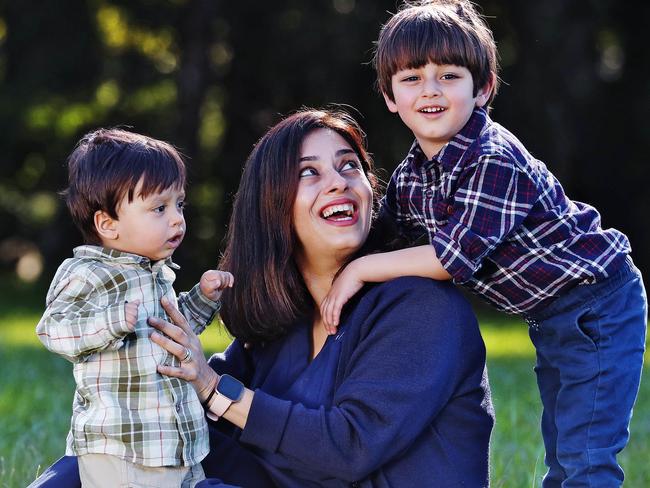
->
<box><xmin>108</xmin><ymin>179</ymin><xmax>186</xmax><ymax>261</ymax></box>
<box><xmin>384</xmin><ymin>62</ymin><xmax>491</xmax><ymax>159</ymax></box>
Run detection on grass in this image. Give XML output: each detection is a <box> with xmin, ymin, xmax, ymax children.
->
<box><xmin>1</xmin><ymin>310</ymin><xmax>649</xmax><ymax>487</ymax></box>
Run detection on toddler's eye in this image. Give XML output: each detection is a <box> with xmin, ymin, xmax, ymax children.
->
<box><xmin>299</xmin><ymin>167</ymin><xmax>318</xmax><ymax>178</ymax></box>
<box><xmin>177</xmin><ymin>201</ymin><xmax>186</xmax><ymax>211</ymax></box>
<box><xmin>401</xmin><ymin>75</ymin><xmax>419</xmax><ymax>82</ymax></box>
<box><xmin>441</xmin><ymin>73</ymin><xmax>460</xmax><ymax>80</ymax></box>
<box><xmin>153</xmin><ymin>205</ymin><xmax>166</xmax><ymax>213</ymax></box>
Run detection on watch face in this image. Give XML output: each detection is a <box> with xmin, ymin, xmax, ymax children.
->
<box><xmin>217</xmin><ymin>374</ymin><xmax>244</xmax><ymax>402</ymax></box>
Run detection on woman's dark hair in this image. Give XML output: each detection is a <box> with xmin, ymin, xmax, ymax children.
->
<box><xmin>219</xmin><ymin>109</ymin><xmax>376</xmax><ymax>343</ymax></box>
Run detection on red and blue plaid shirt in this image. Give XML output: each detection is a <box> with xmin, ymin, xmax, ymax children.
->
<box><xmin>381</xmin><ymin>108</ymin><xmax>630</xmax><ymax>315</ymax></box>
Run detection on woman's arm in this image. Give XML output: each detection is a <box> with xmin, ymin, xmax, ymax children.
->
<box><xmin>151</xmin><ymin>281</ymin><xmax>489</xmax><ymax>482</ymax></box>
<box><xmin>241</xmin><ymin>279</ymin><xmax>486</xmax><ymax>481</ymax></box>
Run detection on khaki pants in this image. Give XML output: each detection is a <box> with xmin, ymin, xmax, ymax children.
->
<box><xmin>78</xmin><ymin>453</ymin><xmax>205</xmax><ymax>488</ymax></box>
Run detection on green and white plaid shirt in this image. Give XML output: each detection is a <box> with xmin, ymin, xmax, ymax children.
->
<box><xmin>36</xmin><ymin>245</ymin><xmax>219</xmax><ymax>467</ymax></box>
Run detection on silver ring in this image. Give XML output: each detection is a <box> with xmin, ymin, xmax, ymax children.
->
<box><xmin>181</xmin><ymin>347</ymin><xmax>193</xmax><ymax>363</ymax></box>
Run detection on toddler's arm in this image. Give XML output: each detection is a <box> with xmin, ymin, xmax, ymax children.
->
<box><xmin>177</xmin><ymin>270</ymin><xmax>234</xmax><ymax>334</ymax></box>
<box><xmin>320</xmin><ymin>245</ymin><xmax>450</xmax><ymax>333</ymax></box>
<box><xmin>36</xmin><ymin>274</ymin><xmax>137</xmax><ymax>362</ymax></box>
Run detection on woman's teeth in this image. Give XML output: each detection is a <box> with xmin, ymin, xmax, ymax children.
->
<box><xmin>322</xmin><ymin>203</ymin><xmax>354</xmax><ymax>219</ymax></box>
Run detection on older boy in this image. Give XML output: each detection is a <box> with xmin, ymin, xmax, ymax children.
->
<box><xmin>321</xmin><ymin>1</ymin><xmax>646</xmax><ymax>486</ymax></box>
<box><xmin>36</xmin><ymin>129</ymin><xmax>233</xmax><ymax>487</ymax></box>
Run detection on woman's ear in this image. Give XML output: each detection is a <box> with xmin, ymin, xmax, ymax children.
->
<box><xmin>94</xmin><ymin>210</ymin><xmax>119</xmax><ymax>241</ymax></box>
<box><xmin>475</xmin><ymin>72</ymin><xmax>496</xmax><ymax>108</ymax></box>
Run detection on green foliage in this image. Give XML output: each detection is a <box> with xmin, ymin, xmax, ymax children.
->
<box><xmin>1</xmin><ymin>0</ymin><xmax>649</xmax><ymax>290</ymax></box>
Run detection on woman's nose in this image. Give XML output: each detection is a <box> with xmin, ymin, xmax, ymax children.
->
<box><xmin>324</xmin><ymin>169</ymin><xmax>349</xmax><ymax>193</ymax></box>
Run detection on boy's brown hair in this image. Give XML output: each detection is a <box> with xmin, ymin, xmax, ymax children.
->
<box><xmin>374</xmin><ymin>0</ymin><xmax>499</xmax><ymax>106</ymax></box>
<box><xmin>63</xmin><ymin>128</ymin><xmax>186</xmax><ymax>244</ymax></box>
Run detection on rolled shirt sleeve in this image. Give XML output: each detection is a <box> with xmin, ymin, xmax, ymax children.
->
<box><xmin>431</xmin><ymin>154</ymin><xmax>539</xmax><ymax>283</ymax></box>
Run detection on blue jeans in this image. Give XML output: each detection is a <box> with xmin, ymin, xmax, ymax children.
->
<box><xmin>527</xmin><ymin>257</ymin><xmax>647</xmax><ymax>487</ymax></box>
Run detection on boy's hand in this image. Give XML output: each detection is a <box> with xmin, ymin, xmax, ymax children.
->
<box><xmin>125</xmin><ymin>300</ymin><xmax>140</xmax><ymax>331</ymax></box>
<box><xmin>320</xmin><ymin>265</ymin><xmax>365</xmax><ymax>335</ymax></box>
<box><xmin>200</xmin><ymin>270</ymin><xmax>234</xmax><ymax>302</ymax></box>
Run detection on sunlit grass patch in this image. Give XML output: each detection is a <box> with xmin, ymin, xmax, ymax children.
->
<box><xmin>2</xmin><ymin>312</ymin><xmax>650</xmax><ymax>487</ymax></box>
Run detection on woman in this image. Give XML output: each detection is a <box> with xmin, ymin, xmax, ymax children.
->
<box><xmin>30</xmin><ymin>109</ymin><xmax>493</xmax><ymax>487</ymax></box>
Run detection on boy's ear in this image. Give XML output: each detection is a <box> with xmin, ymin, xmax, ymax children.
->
<box><xmin>382</xmin><ymin>91</ymin><xmax>399</xmax><ymax>113</ymax></box>
<box><xmin>94</xmin><ymin>210</ymin><xmax>119</xmax><ymax>241</ymax></box>
<box><xmin>475</xmin><ymin>72</ymin><xmax>496</xmax><ymax>108</ymax></box>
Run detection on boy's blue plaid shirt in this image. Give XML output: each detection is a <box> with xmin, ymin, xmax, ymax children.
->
<box><xmin>381</xmin><ymin>108</ymin><xmax>630</xmax><ymax>315</ymax></box>
<box><xmin>36</xmin><ymin>245</ymin><xmax>219</xmax><ymax>467</ymax></box>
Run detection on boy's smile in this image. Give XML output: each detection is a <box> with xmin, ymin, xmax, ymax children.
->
<box><xmin>384</xmin><ymin>62</ymin><xmax>492</xmax><ymax>160</ymax></box>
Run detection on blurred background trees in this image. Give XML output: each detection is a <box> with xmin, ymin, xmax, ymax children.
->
<box><xmin>0</xmin><ymin>0</ymin><xmax>647</xmax><ymax>295</ymax></box>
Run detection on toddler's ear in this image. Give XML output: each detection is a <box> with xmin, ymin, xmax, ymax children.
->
<box><xmin>94</xmin><ymin>210</ymin><xmax>119</xmax><ymax>241</ymax></box>
<box><xmin>382</xmin><ymin>91</ymin><xmax>399</xmax><ymax>114</ymax></box>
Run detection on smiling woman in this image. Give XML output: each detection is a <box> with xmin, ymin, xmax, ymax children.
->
<box><xmin>31</xmin><ymin>109</ymin><xmax>494</xmax><ymax>488</ymax></box>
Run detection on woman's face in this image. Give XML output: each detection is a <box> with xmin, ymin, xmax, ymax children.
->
<box><xmin>292</xmin><ymin>128</ymin><xmax>373</xmax><ymax>266</ymax></box>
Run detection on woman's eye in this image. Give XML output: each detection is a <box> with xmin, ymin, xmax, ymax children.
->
<box><xmin>341</xmin><ymin>160</ymin><xmax>361</xmax><ymax>172</ymax></box>
<box><xmin>299</xmin><ymin>167</ymin><xmax>317</xmax><ymax>178</ymax></box>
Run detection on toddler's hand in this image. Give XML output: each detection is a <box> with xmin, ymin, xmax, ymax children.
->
<box><xmin>320</xmin><ymin>266</ymin><xmax>365</xmax><ymax>335</ymax></box>
<box><xmin>200</xmin><ymin>270</ymin><xmax>234</xmax><ymax>302</ymax></box>
<box><xmin>124</xmin><ymin>300</ymin><xmax>140</xmax><ymax>331</ymax></box>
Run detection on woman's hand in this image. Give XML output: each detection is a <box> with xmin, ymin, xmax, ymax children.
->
<box><xmin>148</xmin><ymin>296</ymin><xmax>218</xmax><ymax>402</ymax></box>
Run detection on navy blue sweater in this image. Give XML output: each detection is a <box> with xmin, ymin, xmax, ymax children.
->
<box><xmin>207</xmin><ymin>277</ymin><xmax>494</xmax><ymax>487</ymax></box>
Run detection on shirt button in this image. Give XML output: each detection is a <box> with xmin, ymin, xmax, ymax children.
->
<box><xmin>176</xmin><ymin>404</ymin><xmax>181</xmax><ymax>412</ymax></box>
<box><xmin>425</xmin><ymin>189</ymin><xmax>433</xmax><ymax>198</ymax></box>
<box><xmin>446</xmin><ymin>204</ymin><xmax>454</xmax><ymax>215</ymax></box>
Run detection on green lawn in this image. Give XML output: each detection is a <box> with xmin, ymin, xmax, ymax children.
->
<box><xmin>1</xmin><ymin>311</ymin><xmax>649</xmax><ymax>488</ymax></box>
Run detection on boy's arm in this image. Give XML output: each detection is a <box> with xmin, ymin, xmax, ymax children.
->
<box><xmin>321</xmin><ymin>245</ymin><xmax>450</xmax><ymax>332</ymax></box>
<box><xmin>36</xmin><ymin>272</ymin><xmax>136</xmax><ymax>362</ymax></box>
<box><xmin>177</xmin><ymin>270</ymin><xmax>234</xmax><ymax>334</ymax></box>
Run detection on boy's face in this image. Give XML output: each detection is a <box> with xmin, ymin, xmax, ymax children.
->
<box><xmin>97</xmin><ymin>179</ymin><xmax>186</xmax><ymax>262</ymax></box>
<box><xmin>384</xmin><ymin>62</ymin><xmax>492</xmax><ymax>160</ymax></box>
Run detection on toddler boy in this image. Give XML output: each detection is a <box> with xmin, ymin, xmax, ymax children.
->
<box><xmin>37</xmin><ymin>128</ymin><xmax>233</xmax><ymax>487</ymax></box>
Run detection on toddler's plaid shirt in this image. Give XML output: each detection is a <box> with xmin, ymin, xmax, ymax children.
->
<box><xmin>36</xmin><ymin>245</ymin><xmax>219</xmax><ymax>466</ymax></box>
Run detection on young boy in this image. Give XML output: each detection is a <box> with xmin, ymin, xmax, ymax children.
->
<box><xmin>321</xmin><ymin>1</ymin><xmax>647</xmax><ymax>486</ymax></box>
<box><xmin>36</xmin><ymin>129</ymin><xmax>233</xmax><ymax>488</ymax></box>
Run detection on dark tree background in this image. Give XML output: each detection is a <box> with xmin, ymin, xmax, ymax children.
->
<box><xmin>0</xmin><ymin>0</ymin><xmax>647</xmax><ymax>295</ymax></box>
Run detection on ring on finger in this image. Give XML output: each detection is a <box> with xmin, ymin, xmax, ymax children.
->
<box><xmin>181</xmin><ymin>347</ymin><xmax>193</xmax><ymax>363</ymax></box>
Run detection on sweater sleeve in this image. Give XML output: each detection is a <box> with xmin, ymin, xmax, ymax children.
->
<box><xmin>239</xmin><ymin>278</ymin><xmax>484</xmax><ymax>482</ymax></box>
<box><xmin>36</xmin><ymin>267</ymin><xmax>132</xmax><ymax>362</ymax></box>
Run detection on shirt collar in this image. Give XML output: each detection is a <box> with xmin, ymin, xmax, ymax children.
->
<box><xmin>72</xmin><ymin>245</ymin><xmax>180</xmax><ymax>270</ymax></box>
<box><xmin>407</xmin><ymin>107</ymin><xmax>490</xmax><ymax>172</ymax></box>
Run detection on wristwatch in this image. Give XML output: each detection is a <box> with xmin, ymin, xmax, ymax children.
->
<box><xmin>205</xmin><ymin>374</ymin><xmax>245</xmax><ymax>421</ymax></box>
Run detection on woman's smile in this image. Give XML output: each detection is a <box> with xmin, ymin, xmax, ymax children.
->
<box><xmin>319</xmin><ymin>198</ymin><xmax>359</xmax><ymax>226</ymax></box>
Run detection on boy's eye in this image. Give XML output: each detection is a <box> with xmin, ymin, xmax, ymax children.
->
<box><xmin>153</xmin><ymin>205</ymin><xmax>166</xmax><ymax>213</ymax></box>
<box><xmin>400</xmin><ymin>75</ymin><xmax>419</xmax><ymax>82</ymax></box>
<box><xmin>441</xmin><ymin>73</ymin><xmax>460</xmax><ymax>80</ymax></box>
<box><xmin>299</xmin><ymin>167</ymin><xmax>318</xmax><ymax>178</ymax></box>
<box><xmin>177</xmin><ymin>200</ymin><xmax>186</xmax><ymax>211</ymax></box>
